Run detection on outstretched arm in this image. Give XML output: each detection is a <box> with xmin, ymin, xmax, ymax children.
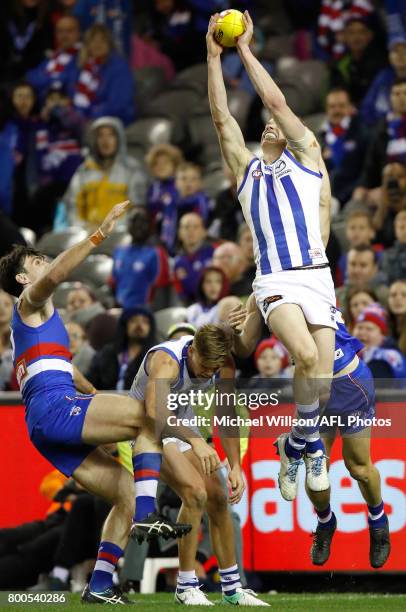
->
<box><xmin>20</xmin><ymin>201</ymin><xmax>131</xmax><ymax>312</ymax></box>
<box><xmin>236</xmin><ymin>11</ymin><xmax>321</xmax><ymax>165</ymax></box>
<box><xmin>207</xmin><ymin>16</ymin><xmax>253</xmax><ymax>182</ymax></box>
<box><xmin>319</xmin><ymin>157</ymin><xmax>332</xmax><ymax>247</ymax></box>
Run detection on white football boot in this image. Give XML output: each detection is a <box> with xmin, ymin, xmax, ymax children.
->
<box><xmin>274</xmin><ymin>433</ymin><xmax>303</xmax><ymax>501</ymax></box>
<box><xmin>305</xmin><ymin>450</ymin><xmax>329</xmax><ymax>492</ymax></box>
<box><xmin>175</xmin><ymin>586</ymin><xmax>214</xmax><ymax>605</ymax></box>
<box><xmin>222</xmin><ymin>588</ymin><xmax>270</xmax><ymax>606</ymax></box>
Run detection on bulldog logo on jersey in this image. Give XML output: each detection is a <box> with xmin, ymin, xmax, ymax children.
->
<box><xmin>16</xmin><ymin>359</ymin><xmax>27</xmax><ymax>387</ymax></box>
<box><xmin>252</xmin><ymin>169</ymin><xmax>263</xmax><ymax>179</ymax></box>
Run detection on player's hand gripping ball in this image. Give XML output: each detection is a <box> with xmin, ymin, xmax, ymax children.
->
<box><xmin>214</xmin><ymin>9</ymin><xmax>246</xmax><ymax>47</ymax></box>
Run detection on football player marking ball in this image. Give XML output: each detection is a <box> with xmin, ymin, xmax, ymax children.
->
<box><xmin>214</xmin><ymin>9</ymin><xmax>246</xmax><ymax>48</ymax></box>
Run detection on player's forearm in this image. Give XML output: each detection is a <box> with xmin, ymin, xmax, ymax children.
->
<box><xmin>232</xmin><ymin>331</ymin><xmax>256</xmax><ymax>359</ymax></box>
<box><xmin>221</xmin><ymin>437</ymin><xmax>241</xmax><ymax>469</ymax></box>
<box><xmin>237</xmin><ymin>44</ymin><xmax>286</xmax><ymax>111</ymax></box>
<box><xmin>45</xmin><ymin>229</ymin><xmax>103</xmax><ymax>286</ymax></box>
<box><xmin>208</xmin><ymin>55</ymin><xmax>231</xmax><ymax>126</ymax></box>
<box><xmin>73</xmin><ymin>364</ymin><xmax>96</xmax><ymax>394</ymax></box>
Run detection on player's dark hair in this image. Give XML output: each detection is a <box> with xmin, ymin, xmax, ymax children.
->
<box><xmin>326</xmin><ymin>86</ymin><xmax>352</xmax><ymax>102</ymax></box>
<box><xmin>0</xmin><ymin>245</ymin><xmax>45</xmax><ymax>298</ymax></box>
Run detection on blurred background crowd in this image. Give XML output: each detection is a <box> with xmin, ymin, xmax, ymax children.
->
<box><xmin>1</xmin><ymin>0</ymin><xmax>406</xmax><ymax>596</ymax></box>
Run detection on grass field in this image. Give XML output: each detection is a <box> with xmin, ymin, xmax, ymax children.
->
<box><xmin>2</xmin><ymin>592</ymin><xmax>406</xmax><ymax>611</ymax></box>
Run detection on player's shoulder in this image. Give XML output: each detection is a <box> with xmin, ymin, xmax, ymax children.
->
<box><xmin>148</xmin><ymin>345</ymin><xmax>181</xmax><ymax>377</ymax></box>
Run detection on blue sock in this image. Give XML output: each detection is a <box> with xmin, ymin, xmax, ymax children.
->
<box><xmin>285</xmin><ymin>434</ymin><xmax>305</xmax><ymax>460</ymax></box>
<box><xmin>306</xmin><ymin>438</ymin><xmax>325</xmax><ymax>454</ymax></box>
<box><xmin>133</xmin><ymin>453</ymin><xmax>162</xmax><ymax>521</ymax></box>
<box><xmin>368</xmin><ymin>501</ymin><xmax>386</xmax><ymax>528</ymax></box>
<box><xmin>316</xmin><ymin>505</ymin><xmax>336</xmax><ymax>529</ymax></box>
<box><xmin>219</xmin><ymin>564</ymin><xmax>242</xmax><ymax>597</ymax></box>
<box><xmin>89</xmin><ymin>541</ymin><xmax>123</xmax><ymax>593</ymax></box>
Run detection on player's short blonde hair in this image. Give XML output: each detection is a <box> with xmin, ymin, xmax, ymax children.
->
<box><xmin>193</xmin><ymin>323</ymin><xmax>233</xmax><ymax>370</ymax></box>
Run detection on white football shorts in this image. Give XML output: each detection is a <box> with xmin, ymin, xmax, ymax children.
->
<box><xmin>253</xmin><ymin>266</ymin><xmax>337</xmax><ymax>330</ymax></box>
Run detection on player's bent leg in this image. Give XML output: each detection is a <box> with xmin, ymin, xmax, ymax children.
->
<box><xmin>73</xmin><ymin>447</ymin><xmax>134</xmax><ymax>604</ymax></box>
<box><xmin>306</xmin><ymin>435</ymin><xmax>337</xmax><ymax>566</ymax></box>
<box><xmin>81</xmin><ymin>394</ymin><xmax>144</xmax><ymax>445</ymax></box>
<box><xmin>342</xmin><ymin>432</ymin><xmax>390</xmax><ymax>568</ymax></box>
<box><xmin>160</xmin><ymin>444</ymin><xmax>213</xmax><ymax>606</ymax></box>
<box><xmin>130</xmin><ymin>438</ymin><xmax>192</xmax><ymax>544</ymax></box>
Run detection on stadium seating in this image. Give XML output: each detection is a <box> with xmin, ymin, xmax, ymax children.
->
<box><xmin>171</xmin><ymin>63</ymin><xmax>208</xmax><ymax>96</ymax></box>
<box><xmin>134</xmin><ymin>66</ymin><xmax>167</xmax><ymax>115</ymax></box>
<box><xmin>37</xmin><ymin>227</ymin><xmax>88</xmax><ymax>257</ymax></box>
<box><xmin>126</xmin><ymin>118</ymin><xmax>173</xmax><ymax>158</ymax></box>
<box><xmin>154</xmin><ymin>307</ymin><xmax>188</xmax><ymax>338</ymax></box>
<box><xmin>67</xmin><ymin>254</ymin><xmax>113</xmax><ymax>287</ymax></box>
<box><xmin>203</xmin><ymin>168</ymin><xmax>231</xmax><ymax>198</ymax></box>
<box><xmin>19</xmin><ymin>227</ymin><xmax>37</xmax><ymax>245</ymax></box>
<box><xmin>140</xmin><ymin>557</ymin><xmax>179</xmax><ymax>594</ymax></box>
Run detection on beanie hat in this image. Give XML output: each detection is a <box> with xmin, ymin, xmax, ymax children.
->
<box><xmin>254</xmin><ymin>337</ymin><xmax>290</xmax><ymax>370</ymax></box>
<box><xmin>167</xmin><ymin>322</ymin><xmax>196</xmax><ymax>339</ymax></box>
<box><xmin>356</xmin><ymin>303</ymin><xmax>388</xmax><ymax>335</ymax></box>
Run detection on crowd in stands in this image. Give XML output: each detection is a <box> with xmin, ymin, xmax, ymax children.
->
<box><xmin>0</xmin><ymin>0</ymin><xmax>406</xmax><ymax>594</ymax></box>
<box><xmin>0</xmin><ymin>0</ymin><xmax>406</xmax><ymax>390</ymax></box>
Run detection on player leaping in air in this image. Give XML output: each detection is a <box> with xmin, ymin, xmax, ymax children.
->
<box><xmin>207</xmin><ymin>12</ymin><xmax>336</xmax><ymax>495</ymax></box>
<box><xmin>0</xmin><ymin>202</ymin><xmax>194</xmax><ymax>605</ymax></box>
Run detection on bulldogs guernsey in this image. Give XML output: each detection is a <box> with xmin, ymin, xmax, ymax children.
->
<box><xmin>238</xmin><ymin>150</ymin><xmax>328</xmax><ymax>275</ymax></box>
<box><xmin>11</xmin><ymin>305</ymin><xmax>74</xmax><ymax>434</ymax></box>
<box><xmin>334</xmin><ymin>309</ymin><xmax>363</xmax><ymax>375</ymax></box>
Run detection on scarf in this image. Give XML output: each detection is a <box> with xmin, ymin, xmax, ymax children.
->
<box><xmin>317</xmin><ymin>0</ymin><xmax>373</xmax><ymax>58</ymax></box>
<box><xmin>46</xmin><ymin>43</ymin><xmax>81</xmax><ymax>78</ymax></box>
<box><xmin>323</xmin><ymin>115</ymin><xmax>351</xmax><ymax>168</ymax></box>
<box><xmin>386</xmin><ymin>112</ymin><xmax>406</xmax><ymax>165</ymax></box>
<box><xmin>73</xmin><ymin>58</ymin><xmax>102</xmax><ymax>110</ymax></box>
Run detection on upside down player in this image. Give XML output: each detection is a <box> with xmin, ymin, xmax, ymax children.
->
<box><xmin>129</xmin><ymin>327</ymin><xmax>268</xmax><ymax>605</ymax></box>
<box><xmin>0</xmin><ymin>201</ymin><xmax>192</xmax><ymax>605</ymax></box>
<box><xmin>207</xmin><ymin>12</ymin><xmax>336</xmax><ymax>497</ymax></box>
<box><xmin>228</xmin><ymin>295</ymin><xmax>391</xmax><ymax>569</ymax></box>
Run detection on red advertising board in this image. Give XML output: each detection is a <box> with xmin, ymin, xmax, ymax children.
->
<box><xmin>1</xmin><ymin>404</ymin><xmax>406</xmax><ymax>572</ymax></box>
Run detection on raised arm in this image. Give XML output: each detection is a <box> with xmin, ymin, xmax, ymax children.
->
<box><xmin>319</xmin><ymin>157</ymin><xmax>332</xmax><ymax>247</ymax></box>
<box><xmin>19</xmin><ymin>200</ymin><xmax>131</xmax><ymax>312</ymax></box>
<box><xmin>228</xmin><ymin>294</ymin><xmax>262</xmax><ymax>358</ymax></box>
<box><xmin>207</xmin><ymin>16</ymin><xmax>254</xmax><ymax>182</ymax></box>
<box><xmin>236</xmin><ymin>11</ymin><xmax>321</xmax><ymax>166</ymax></box>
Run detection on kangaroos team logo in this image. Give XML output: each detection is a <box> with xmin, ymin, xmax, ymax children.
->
<box><xmin>252</xmin><ymin>169</ymin><xmax>263</xmax><ymax>179</ymax></box>
<box><xmin>275</xmin><ymin>160</ymin><xmax>286</xmax><ymax>173</ymax></box>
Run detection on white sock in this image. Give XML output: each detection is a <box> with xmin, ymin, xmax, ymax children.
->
<box><xmin>219</xmin><ymin>564</ymin><xmax>241</xmax><ymax>596</ymax></box>
<box><xmin>50</xmin><ymin>566</ymin><xmax>69</xmax><ymax>582</ymax></box>
<box><xmin>177</xmin><ymin>570</ymin><xmax>198</xmax><ymax>592</ymax></box>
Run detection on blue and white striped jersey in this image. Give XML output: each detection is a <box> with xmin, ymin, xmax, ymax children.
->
<box><xmin>237</xmin><ymin>150</ymin><xmax>328</xmax><ymax>276</ymax></box>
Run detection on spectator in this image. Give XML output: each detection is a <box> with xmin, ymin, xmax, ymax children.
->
<box><xmin>212</xmin><ymin>162</ymin><xmax>243</xmax><ymax>241</ymax></box>
<box><xmin>173</xmin><ymin>212</ymin><xmax>216</xmax><ymax>305</ymax></box>
<box><xmin>388</xmin><ymin>279</ymin><xmax>406</xmax><ymax>355</ymax></box>
<box><xmin>72</xmin><ymin>23</ymin><xmax>135</xmax><ymax>125</ymax></box>
<box><xmin>360</xmin><ymin>36</ymin><xmax>406</xmax><ymax>125</ymax></box>
<box><xmin>237</xmin><ymin>223</ymin><xmax>255</xmax><ymax>273</ymax></box>
<box><xmin>373</xmin><ymin>162</ymin><xmax>406</xmax><ymax>247</ymax></box>
<box><xmin>66</xmin><ymin>283</ymin><xmax>106</xmax><ymax>328</ymax></box>
<box><xmin>73</xmin><ymin>0</ymin><xmax>132</xmax><ymax>57</ymax></box>
<box><xmin>247</xmin><ymin>337</ymin><xmax>292</xmax><ymax>390</ymax></box>
<box><xmin>336</xmin><ymin>210</ymin><xmax>378</xmax><ymax>286</ymax></box>
<box><xmin>145</xmin><ymin>143</ymin><xmax>184</xmax><ymax>238</ymax></box>
<box><xmin>319</xmin><ymin>87</ymin><xmax>369</xmax><ymax>205</ymax></box>
<box><xmin>51</xmin><ymin>0</ymin><xmax>78</xmax><ymax>22</ymax></box>
<box><xmin>336</xmin><ymin>245</ymin><xmax>389</xmax><ymax>317</ymax></box>
<box><xmin>66</xmin><ymin>320</ymin><xmax>96</xmax><ymax>376</ymax></box>
<box><xmin>2</xmin><ymin>82</ymin><xmax>37</xmax><ymax>226</ymax></box>
<box><xmin>186</xmin><ymin>266</ymin><xmax>230</xmax><ymax>328</ymax></box>
<box><xmin>27</xmin><ymin>86</ymin><xmax>85</xmax><ymax>235</ymax></box>
<box><xmin>0</xmin><ymin>0</ymin><xmax>53</xmax><ymax>85</ymax></box>
<box><xmin>162</xmin><ymin>162</ymin><xmax>211</xmax><ymax>253</ymax></box>
<box><xmin>27</xmin><ymin>15</ymin><xmax>81</xmax><ymax>104</ymax></box>
<box><xmin>131</xmin><ymin>34</ymin><xmax>175</xmax><ymax>81</ymax></box>
<box><xmin>354</xmin><ymin>304</ymin><xmax>406</xmax><ymax>378</ymax></box>
<box><xmin>344</xmin><ymin>286</ymin><xmax>378</xmax><ymax>333</ymax></box>
<box><xmin>381</xmin><ymin>209</ymin><xmax>406</xmax><ymax>283</ymax></box>
<box><xmin>65</xmin><ymin>116</ymin><xmax>146</xmax><ymax>229</ymax></box>
<box><xmin>330</xmin><ymin>13</ymin><xmax>387</xmax><ymax>106</ymax></box>
<box><xmin>213</xmin><ymin>241</ymin><xmax>254</xmax><ymax>298</ymax></box>
<box><xmin>0</xmin><ymin>290</ymin><xmax>14</xmax><ymax>391</ymax></box>
<box><xmin>87</xmin><ymin>306</ymin><xmax>157</xmax><ymax>390</ymax></box>
<box><xmin>355</xmin><ymin>78</ymin><xmax>406</xmax><ymax>199</ymax></box>
<box><xmin>167</xmin><ymin>322</ymin><xmax>196</xmax><ymax>340</ymax></box>
<box><xmin>111</xmin><ymin>205</ymin><xmax>172</xmax><ymax>310</ymax></box>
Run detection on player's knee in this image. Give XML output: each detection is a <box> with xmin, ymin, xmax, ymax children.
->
<box><xmin>207</xmin><ymin>487</ymin><xmax>228</xmax><ymax>516</ymax></box>
<box><xmin>295</xmin><ymin>345</ymin><xmax>318</xmax><ymax>372</ymax></box>
<box><xmin>346</xmin><ymin>461</ymin><xmax>370</xmax><ymax>483</ymax></box>
<box><xmin>183</xmin><ymin>484</ymin><xmax>207</xmax><ymax>511</ymax></box>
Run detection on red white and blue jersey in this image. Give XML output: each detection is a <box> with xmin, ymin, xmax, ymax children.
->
<box><xmin>11</xmin><ymin>305</ymin><xmax>75</xmax><ymax>421</ymax></box>
<box><xmin>334</xmin><ymin>309</ymin><xmax>363</xmax><ymax>374</ymax></box>
<box><xmin>238</xmin><ymin>150</ymin><xmax>328</xmax><ymax>276</ymax></box>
